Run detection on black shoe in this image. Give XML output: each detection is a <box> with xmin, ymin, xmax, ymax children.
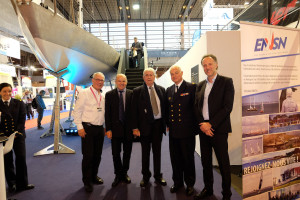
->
<box><xmin>194</xmin><ymin>188</ymin><xmax>213</xmax><ymax>199</ymax></box>
<box><xmin>123</xmin><ymin>175</ymin><xmax>131</xmax><ymax>184</ymax></box>
<box><xmin>93</xmin><ymin>176</ymin><xmax>104</xmax><ymax>185</ymax></box>
<box><xmin>186</xmin><ymin>187</ymin><xmax>194</xmax><ymax>196</ymax></box>
<box><xmin>9</xmin><ymin>184</ymin><xmax>16</xmax><ymax>193</ymax></box>
<box><xmin>155</xmin><ymin>177</ymin><xmax>167</xmax><ymax>186</ymax></box>
<box><xmin>140</xmin><ymin>179</ymin><xmax>149</xmax><ymax>187</ymax></box>
<box><xmin>170</xmin><ymin>184</ymin><xmax>183</xmax><ymax>193</ymax></box>
<box><xmin>222</xmin><ymin>198</ymin><xmax>231</xmax><ymax>200</ymax></box>
<box><xmin>112</xmin><ymin>177</ymin><xmax>121</xmax><ymax>187</ymax></box>
<box><xmin>84</xmin><ymin>184</ymin><xmax>93</xmax><ymax>193</ymax></box>
<box><xmin>37</xmin><ymin>126</ymin><xmax>44</xmax><ymax>130</ymax></box>
<box><xmin>17</xmin><ymin>184</ymin><xmax>35</xmax><ymax>192</ymax></box>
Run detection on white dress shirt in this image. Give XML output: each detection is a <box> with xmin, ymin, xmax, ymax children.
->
<box><xmin>202</xmin><ymin>74</ymin><xmax>217</xmax><ymax>120</ymax></box>
<box><xmin>175</xmin><ymin>79</ymin><xmax>183</xmax><ymax>93</ymax></box>
<box><xmin>2</xmin><ymin>98</ymin><xmax>11</xmax><ymax>106</ymax></box>
<box><xmin>147</xmin><ymin>85</ymin><xmax>162</xmax><ymax>119</ymax></box>
<box><xmin>73</xmin><ymin>86</ymin><xmax>105</xmax><ymax>130</ymax></box>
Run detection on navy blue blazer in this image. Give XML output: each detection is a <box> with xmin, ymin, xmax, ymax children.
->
<box><xmin>194</xmin><ymin>75</ymin><xmax>234</xmax><ymax>133</ymax></box>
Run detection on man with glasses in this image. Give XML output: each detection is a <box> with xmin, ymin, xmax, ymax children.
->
<box><xmin>73</xmin><ymin>72</ymin><xmax>105</xmax><ymax>193</ymax></box>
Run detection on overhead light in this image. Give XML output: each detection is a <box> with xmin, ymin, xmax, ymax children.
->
<box><xmin>259</xmin><ymin>2</ymin><xmax>263</xmax><ymax>6</ymax></box>
<box><xmin>183</xmin><ymin>5</ymin><xmax>186</xmax><ymax>9</ymax></box>
<box><xmin>119</xmin><ymin>6</ymin><xmax>122</xmax><ymax>10</ymax></box>
<box><xmin>244</xmin><ymin>1</ymin><xmax>249</xmax><ymax>5</ymax></box>
<box><xmin>127</xmin><ymin>15</ymin><xmax>131</xmax><ymax>18</ymax></box>
<box><xmin>126</xmin><ymin>6</ymin><xmax>129</xmax><ymax>10</ymax></box>
<box><xmin>190</xmin><ymin>6</ymin><xmax>193</xmax><ymax>9</ymax></box>
<box><xmin>133</xmin><ymin>4</ymin><xmax>140</xmax><ymax>10</ymax></box>
<box><xmin>179</xmin><ymin>14</ymin><xmax>182</xmax><ymax>18</ymax></box>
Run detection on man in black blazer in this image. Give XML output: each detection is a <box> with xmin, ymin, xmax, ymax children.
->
<box><xmin>194</xmin><ymin>54</ymin><xmax>234</xmax><ymax>200</ymax></box>
<box><xmin>166</xmin><ymin>66</ymin><xmax>197</xmax><ymax>196</ymax></box>
<box><xmin>132</xmin><ymin>68</ymin><xmax>167</xmax><ymax>187</ymax></box>
<box><xmin>0</xmin><ymin>83</ymin><xmax>34</xmax><ymax>193</ymax></box>
<box><xmin>105</xmin><ymin>74</ymin><xmax>133</xmax><ymax>187</ymax></box>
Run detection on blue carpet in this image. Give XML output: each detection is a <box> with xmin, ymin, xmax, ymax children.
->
<box><xmin>7</xmin><ymin>120</ymin><xmax>242</xmax><ymax>200</ymax></box>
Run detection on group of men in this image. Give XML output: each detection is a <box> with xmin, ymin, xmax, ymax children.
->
<box><xmin>73</xmin><ymin>54</ymin><xmax>235</xmax><ymax>200</ymax></box>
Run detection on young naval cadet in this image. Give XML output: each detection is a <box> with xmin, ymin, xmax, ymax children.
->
<box><xmin>165</xmin><ymin>66</ymin><xmax>197</xmax><ymax>196</ymax></box>
<box><xmin>73</xmin><ymin>72</ymin><xmax>106</xmax><ymax>193</ymax></box>
<box><xmin>194</xmin><ymin>54</ymin><xmax>235</xmax><ymax>200</ymax></box>
<box><xmin>105</xmin><ymin>74</ymin><xmax>133</xmax><ymax>187</ymax></box>
<box><xmin>0</xmin><ymin>83</ymin><xmax>34</xmax><ymax>193</ymax></box>
<box><xmin>132</xmin><ymin>68</ymin><xmax>167</xmax><ymax>187</ymax></box>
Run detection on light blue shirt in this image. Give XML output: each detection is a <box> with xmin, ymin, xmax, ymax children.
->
<box><xmin>202</xmin><ymin>74</ymin><xmax>217</xmax><ymax>120</ymax></box>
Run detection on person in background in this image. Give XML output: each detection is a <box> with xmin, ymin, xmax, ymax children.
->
<box><xmin>131</xmin><ymin>68</ymin><xmax>167</xmax><ymax>188</ymax></box>
<box><xmin>36</xmin><ymin>90</ymin><xmax>46</xmax><ymax>130</ymax></box>
<box><xmin>194</xmin><ymin>54</ymin><xmax>234</xmax><ymax>200</ymax></box>
<box><xmin>165</xmin><ymin>65</ymin><xmax>197</xmax><ymax>196</ymax></box>
<box><xmin>22</xmin><ymin>90</ymin><xmax>34</xmax><ymax>120</ymax></box>
<box><xmin>131</xmin><ymin>37</ymin><xmax>143</xmax><ymax>69</ymax></box>
<box><xmin>0</xmin><ymin>83</ymin><xmax>34</xmax><ymax>193</ymax></box>
<box><xmin>73</xmin><ymin>72</ymin><xmax>105</xmax><ymax>193</ymax></box>
<box><xmin>105</xmin><ymin>74</ymin><xmax>133</xmax><ymax>187</ymax></box>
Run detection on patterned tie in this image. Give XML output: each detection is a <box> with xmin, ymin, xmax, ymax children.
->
<box><xmin>119</xmin><ymin>91</ymin><xmax>125</xmax><ymax>123</ymax></box>
<box><xmin>4</xmin><ymin>101</ymin><xmax>9</xmax><ymax>108</ymax></box>
<box><xmin>150</xmin><ymin>87</ymin><xmax>159</xmax><ymax>116</ymax></box>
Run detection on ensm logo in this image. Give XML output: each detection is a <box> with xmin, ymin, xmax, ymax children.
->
<box><xmin>254</xmin><ymin>33</ymin><xmax>287</xmax><ymax>52</ymax></box>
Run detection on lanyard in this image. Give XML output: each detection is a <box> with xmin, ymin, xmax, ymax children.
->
<box><xmin>90</xmin><ymin>87</ymin><xmax>102</xmax><ymax>108</ymax></box>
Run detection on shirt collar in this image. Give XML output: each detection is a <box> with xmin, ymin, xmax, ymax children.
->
<box><xmin>206</xmin><ymin>74</ymin><xmax>218</xmax><ymax>84</ymax></box>
<box><xmin>90</xmin><ymin>86</ymin><xmax>101</xmax><ymax>94</ymax></box>
<box><xmin>117</xmin><ymin>88</ymin><xmax>126</xmax><ymax>93</ymax></box>
<box><xmin>2</xmin><ymin>98</ymin><xmax>11</xmax><ymax>103</ymax></box>
<box><xmin>175</xmin><ymin>79</ymin><xmax>184</xmax><ymax>88</ymax></box>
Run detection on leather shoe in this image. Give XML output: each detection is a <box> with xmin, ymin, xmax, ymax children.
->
<box><xmin>186</xmin><ymin>186</ymin><xmax>194</xmax><ymax>196</ymax></box>
<box><xmin>93</xmin><ymin>176</ymin><xmax>104</xmax><ymax>185</ymax></box>
<box><xmin>140</xmin><ymin>179</ymin><xmax>149</xmax><ymax>187</ymax></box>
<box><xmin>155</xmin><ymin>177</ymin><xmax>167</xmax><ymax>186</ymax></box>
<box><xmin>17</xmin><ymin>184</ymin><xmax>35</xmax><ymax>191</ymax></box>
<box><xmin>194</xmin><ymin>188</ymin><xmax>213</xmax><ymax>199</ymax></box>
<box><xmin>9</xmin><ymin>184</ymin><xmax>16</xmax><ymax>193</ymax></box>
<box><xmin>123</xmin><ymin>175</ymin><xmax>131</xmax><ymax>184</ymax></box>
<box><xmin>84</xmin><ymin>184</ymin><xmax>93</xmax><ymax>193</ymax></box>
<box><xmin>170</xmin><ymin>184</ymin><xmax>183</xmax><ymax>193</ymax></box>
<box><xmin>111</xmin><ymin>177</ymin><xmax>121</xmax><ymax>187</ymax></box>
<box><xmin>222</xmin><ymin>197</ymin><xmax>231</xmax><ymax>200</ymax></box>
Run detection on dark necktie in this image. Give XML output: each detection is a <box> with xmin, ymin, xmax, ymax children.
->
<box><xmin>175</xmin><ymin>85</ymin><xmax>179</xmax><ymax>93</ymax></box>
<box><xmin>119</xmin><ymin>91</ymin><xmax>125</xmax><ymax>123</ymax></box>
<box><xmin>4</xmin><ymin>101</ymin><xmax>9</xmax><ymax>108</ymax></box>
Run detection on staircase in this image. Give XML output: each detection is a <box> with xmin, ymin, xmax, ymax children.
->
<box><xmin>125</xmin><ymin>69</ymin><xmax>144</xmax><ymax>90</ymax></box>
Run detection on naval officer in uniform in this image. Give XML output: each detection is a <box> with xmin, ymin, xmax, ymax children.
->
<box><xmin>0</xmin><ymin>83</ymin><xmax>34</xmax><ymax>193</ymax></box>
<box><xmin>165</xmin><ymin>65</ymin><xmax>197</xmax><ymax>196</ymax></box>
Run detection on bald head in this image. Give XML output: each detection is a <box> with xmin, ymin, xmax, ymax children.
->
<box><xmin>115</xmin><ymin>73</ymin><xmax>127</xmax><ymax>91</ymax></box>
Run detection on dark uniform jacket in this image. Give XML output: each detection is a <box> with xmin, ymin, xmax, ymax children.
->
<box><xmin>166</xmin><ymin>80</ymin><xmax>198</xmax><ymax>138</ymax></box>
<box><xmin>105</xmin><ymin>88</ymin><xmax>133</xmax><ymax>140</ymax></box>
<box><xmin>132</xmin><ymin>82</ymin><xmax>166</xmax><ymax>136</ymax></box>
<box><xmin>194</xmin><ymin>75</ymin><xmax>234</xmax><ymax>133</ymax></box>
<box><xmin>0</xmin><ymin>98</ymin><xmax>26</xmax><ymax>138</ymax></box>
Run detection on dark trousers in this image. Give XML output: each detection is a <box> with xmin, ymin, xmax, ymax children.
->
<box><xmin>111</xmin><ymin>137</ymin><xmax>133</xmax><ymax>178</ymax></box>
<box><xmin>133</xmin><ymin>53</ymin><xmax>142</xmax><ymax>68</ymax></box>
<box><xmin>199</xmin><ymin>132</ymin><xmax>232</xmax><ymax>198</ymax></box>
<box><xmin>25</xmin><ymin>103</ymin><xmax>34</xmax><ymax>119</ymax></box>
<box><xmin>169</xmin><ymin>136</ymin><xmax>195</xmax><ymax>187</ymax></box>
<box><xmin>81</xmin><ymin>123</ymin><xmax>104</xmax><ymax>185</ymax></box>
<box><xmin>140</xmin><ymin>119</ymin><xmax>163</xmax><ymax>180</ymax></box>
<box><xmin>4</xmin><ymin>136</ymin><xmax>29</xmax><ymax>188</ymax></box>
<box><xmin>37</xmin><ymin>108</ymin><xmax>44</xmax><ymax>127</ymax></box>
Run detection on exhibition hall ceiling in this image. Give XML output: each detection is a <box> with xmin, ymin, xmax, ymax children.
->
<box><xmin>55</xmin><ymin>0</ymin><xmax>254</xmax><ymax>23</ymax></box>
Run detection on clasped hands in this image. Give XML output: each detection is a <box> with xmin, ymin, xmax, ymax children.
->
<box><xmin>199</xmin><ymin>122</ymin><xmax>214</xmax><ymax>137</ymax></box>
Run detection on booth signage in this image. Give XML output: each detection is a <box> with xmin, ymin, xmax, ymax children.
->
<box><xmin>0</xmin><ymin>35</ymin><xmax>20</xmax><ymax>59</ymax></box>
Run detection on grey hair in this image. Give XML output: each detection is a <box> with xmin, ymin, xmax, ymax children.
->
<box><xmin>169</xmin><ymin>65</ymin><xmax>182</xmax><ymax>73</ymax></box>
<box><xmin>92</xmin><ymin>72</ymin><xmax>105</xmax><ymax>80</ymax></box>
<box><xmin>116</xmin><ymin>74</ymin><xmax>127</xmax><ymax>82</ymax></box>
<box><xmin>143</xmin><ymin>68</ymin><xmax>156</xmax><ymax>76</ymax></box>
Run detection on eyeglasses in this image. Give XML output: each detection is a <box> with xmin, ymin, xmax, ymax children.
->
<box><xmin>93</xmin><ymin>78</ymin><xmax>104</xmax><ymax>82</ymax></box>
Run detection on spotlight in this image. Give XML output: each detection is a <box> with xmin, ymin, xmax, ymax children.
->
<box><xmin>133</xmin><ymin>4</ymin><xmax>140</xmax><ymax>10</ymax></box>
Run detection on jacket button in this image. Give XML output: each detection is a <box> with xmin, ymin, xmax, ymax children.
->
<box><xmin>179</xmin><ymin>104</ymin><xmax>181</xmax><ymax>106</ymax></box>
<box><xmin>172</xmin><ymin>119</ymin><xmax>174</xmax><ymax>122</ymax></box>
<box><xmin>179</xmin><ymin>119</ymin><xmax>181</xmax><ymax>122</ymax></box>
<box><xmin>171</xmin><ymin>110</ymin><xmax>173</xmax><ymax>112</ymax></box>
<box><xmin>171</xmin><ymin>105</ymin><xmax>173</xmax><ymax>107</ymax></box>
<box><xmin>178</xmin><ymin>109</ymin><xmax>181</xmax><ymax>111</ymax></box>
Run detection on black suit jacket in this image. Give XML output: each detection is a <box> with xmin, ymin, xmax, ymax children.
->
<box><xmin>166</xmin><ymin>80</ymin><xmax>198</xmax><ymax>138</ymax></box>
<box><xmin>194</xmin><ymin>75</ymin><xmax>234</xmax><ymax>133</ymax></box>
<box><xmin>0</xmin><ymin>98</ymin><xmax>26</xmax><ymax>138</ymax></box>
<box><xmin>105</xmin><ymin>88</ymin><xmax>133</xmax><ymax>140</ymax></box>
<box><xmin>132</xmin><ymin>82</ymin><xmax>166</xmax><ymax>136</ymax></box>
